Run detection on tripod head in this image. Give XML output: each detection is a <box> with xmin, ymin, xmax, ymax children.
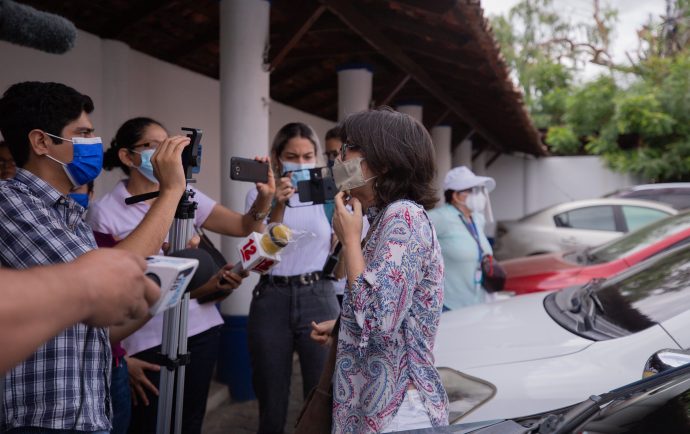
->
<box><xmin>125</xmin><ymin>127</ymin><xmax>203</xmax><ymax>205</ymax></box>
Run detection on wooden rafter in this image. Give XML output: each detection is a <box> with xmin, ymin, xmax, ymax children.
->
<box><xmin>380</xmin><ymin>75</ymin><xmax>411</xmax><ymax>106</ymax></box>
<box><xmin>101</xmin><ymin>0</ymin><xmax>173</xmax><ymax>39</ymax></box>
<box><xmin>270</xmin><ymin>5</ymin><xmax>327</xmax><ymax>71</ymax></box>
<box><xmin>432</xmin><ymin>108</ymin><xmax>451</xmax><ymax>127</ymax></box>
<box><xmin>321</xmin><ymin>0</ymin><xmax>504</xmax><ymax>150</ymax></box>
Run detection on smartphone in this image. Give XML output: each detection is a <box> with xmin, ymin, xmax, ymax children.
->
<box><xmin>230</xmin><ymin>157</ymin><xmax>269</xmax><ymax>183</ymax></box>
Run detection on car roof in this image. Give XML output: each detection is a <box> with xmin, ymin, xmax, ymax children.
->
<box><xmin>523</xmin><ymin>198</ymin><xmax>678</xmax><ymax>221</ymax></box>
<box><xmin>625</xmin><ymin>183</ymin><xmax>690</xmax><ymax>191</ymax></box>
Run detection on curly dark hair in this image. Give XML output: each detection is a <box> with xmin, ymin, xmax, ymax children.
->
<box><xmin>0</xmin><ymin>82</ymin><xmax>94</xmax><ymax>168</ymax></box>
<box><xmin>341</xmin><ymin>107</ymin><xmax>438</xmax><ymax>209</ymax></box>
<box><xmin>103</xmin><ymin>117</ymin><xmax>165</xmax><ymax>175</ymax></box>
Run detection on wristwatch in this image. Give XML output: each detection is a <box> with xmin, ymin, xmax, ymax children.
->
<box><xmin>249</xmin><ymin>204</ymin><xmax>271</xmax><ymax>221</ymax></box>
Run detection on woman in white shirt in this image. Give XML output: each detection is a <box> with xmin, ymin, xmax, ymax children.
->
<box><xmin>246</xmin><ymin>122</ymin><xmax>340</xmax><ymax>433</ymax></box>
<box><xmin>87</xmin><ymin>117</ymin><xmax>274</xmax><ymax>434</ymax></box>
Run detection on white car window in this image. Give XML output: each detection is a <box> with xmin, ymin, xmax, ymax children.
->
<box><xmin>554</xmin><ymin>206</ymin><xmax>616</xmax><ymax>231</ymax></box>
<box><xmin>622</xmin><ymin>206</ymin><xmax>670</xmax><ymax>232</ymax></box>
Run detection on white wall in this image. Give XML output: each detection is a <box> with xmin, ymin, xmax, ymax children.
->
<box><xmin>0</xmin><ymin>30</ymin><xmax>336</xmax><ymax>250</ymax></box>
<box><xmin>478</xmin><ymin>154</ymin><xmax>641</xmax><ymax>235</ymax></box>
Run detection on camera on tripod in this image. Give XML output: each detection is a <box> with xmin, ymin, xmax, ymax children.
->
<box><xmin>181</xmin><ymin>127</ymin><xmax>202</xmax><ymax>181</ymax></box>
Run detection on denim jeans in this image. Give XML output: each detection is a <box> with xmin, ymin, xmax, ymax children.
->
<box><xmin>7</xmin><ymin>430</ymin><xmax>109</xmax><ymax>434</ymax></box>
<box><xmin>127</xmin><ymin>326</ymin><xmax>221</xmax><ymax>434</ymax></box>
<box><xmin>110</xmin><ymin>356</ymin><xmax>131</xmax><ymax>434</ymax></box>
<box><xmin>248</xmin><ymin>278</ymin><xmax>340</xmax><ymax>434</ymax></box>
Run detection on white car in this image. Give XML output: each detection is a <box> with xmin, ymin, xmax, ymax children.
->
<box><xmin>494</xmin><ymin>198</ymin><xmax>677</xmax><ymax>260</ymax></box>
<box><xmin>433</xmin><ymin>243</ymin><xmax>690</xmax><ymax>425</ymax></box>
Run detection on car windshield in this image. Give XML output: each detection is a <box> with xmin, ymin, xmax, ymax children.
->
<box><xmin>548</xmin><ymin>244</ymin><xmax>690</xmax><ymax>339</ymax></box>
<box><xmin>586</xmin><ymin>211</ymin><xmax>690</xmax><ymax>264</ymax></box>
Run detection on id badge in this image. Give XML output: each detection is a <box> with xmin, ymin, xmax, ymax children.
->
<box><xmin>474</xmin><ymin>268</ymin><xmax>483</xmax><ymax>288</ymax></box>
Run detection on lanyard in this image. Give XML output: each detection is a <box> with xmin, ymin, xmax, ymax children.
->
<box><xmin>459</xmin><ymin>213</ymin><xmax>484</xmax><ymax>262</ymax></box>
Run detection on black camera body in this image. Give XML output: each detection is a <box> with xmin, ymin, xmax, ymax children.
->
<box><xmin>181</xmin><ymin>127</ymin><xmax>202</xmax><ymax>181</ymax></box>
<box><xmin>297</xmin><ymin>167</ymin><xmax>337</xmax><ymax>205</ymax></box>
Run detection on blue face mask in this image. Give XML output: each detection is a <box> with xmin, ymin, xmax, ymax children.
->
<box><xmin>44</xmin><ymin>134</ymin><xmax>103</xmax><ymax>188</ymax></box>
<box><xmin>69</xmin><ymin>192</ymin><xmax>90</xmax><ymax>209</ymax></box>
<box><xmin>281</xmin><ymin>161</ymin><xmax>316</xmax><ymax>184</ymax></box>
<box><xmin>133</xmin><ymin>149</ymin><xmax>158</xmax><ymax>184</ymax></box>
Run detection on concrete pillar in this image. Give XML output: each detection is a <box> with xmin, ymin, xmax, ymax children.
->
<box><xmin>98</xmin><ymin>39</ymin><xmax>130</xmax><ymax>199</ymax></box>
<box><xmin>337</xmin><ymin>65</ymin><xmax>373</xmax><ymax>121</ymax></box>
<box><xmin>219</xmin><ymin>0</ymin><xmax>270</xmax><ymax>317</ymax></box>
<box><xmin>396</xmin><ymin>103</ymin><xmax>423</xmax><ymax>123</ymax></box>
<box><xmin>453</xmin><ymin>138</ymin><xmax>473</xmax><ymax>169</ymax></box>
<box><xmin>431</xmin><ymin>125</ymin><xmax>452</xmax><ymax>203</ymax></box>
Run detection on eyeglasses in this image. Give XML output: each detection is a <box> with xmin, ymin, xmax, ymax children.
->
<box><xmin>340</xmin><ymin>142</ymin><xmax>360</xmax><ymax>160</ymax></box>
<box><xmin>130</xmin><ymin>142</ymin><xmax>160</xmax><ymax>151</ymax></box>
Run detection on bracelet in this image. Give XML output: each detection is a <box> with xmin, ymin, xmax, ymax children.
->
<box><xmin>248</xmin><ymin>203</ymin><xmax>271</xmax><ymax>221</ymax></box>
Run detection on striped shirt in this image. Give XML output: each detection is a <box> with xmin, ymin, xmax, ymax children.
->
<box><xmin>0</xmin><ymin>168</ymin><xmax>111</xmax><ymax>431</ymax></box>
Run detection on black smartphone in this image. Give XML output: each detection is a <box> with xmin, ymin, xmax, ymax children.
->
<box><xmin>230</xmin><ymin>157</ymin><xmax>269</xmax><ymax>183</ymax></box>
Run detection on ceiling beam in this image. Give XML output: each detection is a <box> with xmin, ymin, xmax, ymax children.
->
<box><xmin>320</xmin><ymin>0</ymin><xmax>504</xmax><ymax>150</ymax></box>
<box><xmin>379</xmin><ymin>74</ymin><xmax>411</xmax><ymax>106</ymax></box>
<box><xmin>270</xmin><ymin>5</ymin><xmax>327</xmax><ymax>71</ymax></box>
<box><xmin>432</xmin><ymin>108</ymin><xmax>451</xmax><ymax>127</ymax></box>
<box><xmin>101</xmin><ymin>0</ymin><xmax>173</xmax><ymax>39</ymax></box>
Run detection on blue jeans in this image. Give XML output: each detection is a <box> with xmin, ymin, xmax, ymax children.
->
<box><xmin>248</xmin><ymin>278</ymin><xmax>340</xmax><ymax>434</ymax></box>
<box><xmin>7</xmin><ymin>429</ymin><xmax>109</xmax><ymax>434</ymax></box>
<box><xmin>110</xmin><ymin>356</ymin><xmax>131</xmax><ymax>434</ymax></box>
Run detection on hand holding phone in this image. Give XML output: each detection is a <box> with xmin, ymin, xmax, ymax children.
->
<box><xmin>230</xmin><ymin>157</ymin><xmax>269</xmax><ymax>183</ymax></box>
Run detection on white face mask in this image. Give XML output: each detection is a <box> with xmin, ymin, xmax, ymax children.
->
<box><xmin>465</xmin><ymin>190</ymin><xmax>487</xmax><ymax>213</ymax></box>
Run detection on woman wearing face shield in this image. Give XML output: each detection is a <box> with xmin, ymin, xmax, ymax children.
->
<box><xmin>428</xmin><ymin>166</ymin><xmax>496</xmax><ymax>310</ymax></box>
<box><xmin>246</xmin><ymin>122</ymin><xmax>340</xmax><ymax>434</ymax></box>
<box><xmin>311</xmin><ymin>108</ymin><xmax>449</xmax><ymax>432</ymax></box>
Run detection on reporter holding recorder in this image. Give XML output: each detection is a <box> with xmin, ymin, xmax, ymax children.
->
<box><xmin>312</xmin><ymin>108</ymin><xmax>449</xmax><ymax>432</ymax></box>
<box><xmin>246</xmin><ymin>122</ymin><xmax>340</xmax><ymax>434</ymax></box>
<box><xmin>86</xmin><ymin>117</ymin><xmax>275</xmax><ymax>434</ymax></box>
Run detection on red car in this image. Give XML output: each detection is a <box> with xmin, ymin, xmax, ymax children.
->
<box><xmin>503</xmin><ymin>211</ymin><xmax>690</xmax><ymax>295</ymax></box>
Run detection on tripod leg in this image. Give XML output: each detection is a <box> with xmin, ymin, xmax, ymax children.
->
<box><xmin>174</xmin><ymin>294</ymin><xmax>190</xmax><ymax>434</ymax></box>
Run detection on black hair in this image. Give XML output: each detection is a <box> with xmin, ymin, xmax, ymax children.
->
<box><xmin>103</xmin><ymin>117</ymin><xmax>165</xmax><ymax>175</ymax></box>
<box><xmin>270</xmin><ymin>122</ymin><xmax>320</xmax><ymax>173</ymax></box>
<box><xmin>325</xmin><ymin>125</ymin><xmax>343</xmax><ymax>142</ymax></box>
<box><xmin>0</xmin><ymin>82</ymin><xmax>94</xmax><ymax>168</ymax></box>
<box><xmin>341</xmin><ymin>107</ymin><xmax>438</xmax><ymax>209</ymax></box>
<box><xmin>444</xmin><ymin>190</ymin><xmax>454</xmax><ymax>204</ymax></box>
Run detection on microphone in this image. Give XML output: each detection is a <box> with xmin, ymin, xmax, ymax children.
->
<box><xmin>197</xmin><ymin>224</ymin><xmax>292</xmax><ymax>304</ymax></box>
<box><xmin>168</xmin><ymin>248</ymin><xmax>219</xmax><ymax>293</ymax></box>
<box><xmin>0</xmin><ymin>0</ymin><xmax>77</xmax><ymax>54</ymax></box>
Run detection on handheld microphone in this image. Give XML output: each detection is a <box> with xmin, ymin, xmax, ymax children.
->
<box><xmin>0</xmin><ymin>0</ymin><xmax>77</xmax><ymax>54</ymax></box>
<box><xmin>197</xmin><ymin>224</ymin><xmax>292</xmax><ymax>304</ymax></box>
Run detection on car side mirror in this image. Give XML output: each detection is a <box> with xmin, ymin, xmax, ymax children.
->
<box><xmin>643</xmin><ymin>349</ymin><xmax>690</xmax><ymax>378</ymax></box>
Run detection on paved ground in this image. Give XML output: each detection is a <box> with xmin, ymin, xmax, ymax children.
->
<box><xmin>202</xmin><ymin>356</ymin><xmax>304</xmax><ymax>434</ymax></box>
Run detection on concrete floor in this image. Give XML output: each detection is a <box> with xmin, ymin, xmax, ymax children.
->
<box><xmin>202</xmin><ymin>356</ymin><xmax>304</xmax><ymax>434</ymax></box>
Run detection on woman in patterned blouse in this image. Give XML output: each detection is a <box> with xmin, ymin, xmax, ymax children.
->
<box><xmin>313</xmin><ymin>107</ymin><xmax>449</xmax><ymax>433</ymax></box>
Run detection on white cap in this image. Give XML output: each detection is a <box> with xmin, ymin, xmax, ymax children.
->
<box><xmin>443</xmin><ymin>166</ymin><xmax>496</xmax><ymax>192</ymax></box>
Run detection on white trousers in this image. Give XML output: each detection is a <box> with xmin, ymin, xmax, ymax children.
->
<box><xmin>381</xmin><ymin>390</ymin><xmax>433</xmax><ymax>433</ymax></box>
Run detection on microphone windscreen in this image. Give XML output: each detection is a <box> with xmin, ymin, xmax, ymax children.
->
<box><xmin>168</xmin><ymin>248</ymin><xmax>219</xmax><ymax>292</ymax></box>
<box><xmin>0</xmin><ymin>0</ymin><xmax>77</xmax><ymax>54</ymax></box>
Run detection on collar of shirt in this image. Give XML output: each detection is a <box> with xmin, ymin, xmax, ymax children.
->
<box><xmin>14</xmin><ymin>167</ymin><xmax>87</xmax><ymax>222</ymax></box>
<box><xmin>365</xmin><ymin>205</ymin><xmax>382</xmax><ymax>224</ymax></box>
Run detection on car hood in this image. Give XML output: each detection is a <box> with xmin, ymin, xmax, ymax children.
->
<box><xmin>501</xmin><ymin>252</ymin><xmax>581</xmax><ymax>277</ymax></box>
<box><xmin>434</xmin><ymin>292</ymin><xmax>593</xmax><ymax>370</ymax></box>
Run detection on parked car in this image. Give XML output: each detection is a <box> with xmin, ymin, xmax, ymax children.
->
<box><xmin>433</xmin><ymin>243</ymin><xmax>690</xmax><ymax>424</ymax></box>
<box><xmin>605</xmin><ymin>182</ymin><xmax>690</xmax><ymax>210</ymax></box>
<box><xmin>406</xmin><ymin>351</ymin><xmax>690</xmax><ymax>433</ymax></box>
<box><xmin>502</xmin><ymin>210</ymin><xmax>690</xmax><ymax>295</ymax></box>
<box><xmin>493</xmin><ymin>198</ymin><xmax>677</xmax><ymax>260</ymax></box>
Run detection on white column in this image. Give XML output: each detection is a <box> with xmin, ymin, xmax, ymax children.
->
<box><xmin>98</xmin><ymin>39</ymin><xmax>130</xmax><ymax>199</ymax></box>
<box><xmin>219</xmin><ymin>0</ymin><xmax>270</xmax><ymax>316</ymax></box>
<box><xmin>453</xmin><ymin>138</ymin><xmax>473</xmax><ymax>169</ymax></box>
<box><xmin>431</xmin><ymin>125</ymin><xmax>452</xmax><ymax>201</ymax></box>
<box><xmin>337</xmin><ymin>66</ymin><xmax>373</xmax><ymax>121</ymax></box>
<box><xmin>396</xmin><ymin>103</ymin><xmax>423</xmax><ymax>123</ymax></box>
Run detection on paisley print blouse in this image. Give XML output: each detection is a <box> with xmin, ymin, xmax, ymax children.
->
<box><xmin>333</xmin><ymin>200</ymin><xmax>449</xmax><ymax>433</ymax></box>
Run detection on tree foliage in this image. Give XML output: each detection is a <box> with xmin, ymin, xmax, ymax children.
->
<box><xmin>492</xmin><ymin>0</ymin><xmax>690</xmax><ymax>181</ymax></box>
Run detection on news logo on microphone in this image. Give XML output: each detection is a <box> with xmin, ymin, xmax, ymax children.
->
<box><xmin>237</xmin><ymin>223</ymin><xmax>292</xmax><ymax>274</ymax></box>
